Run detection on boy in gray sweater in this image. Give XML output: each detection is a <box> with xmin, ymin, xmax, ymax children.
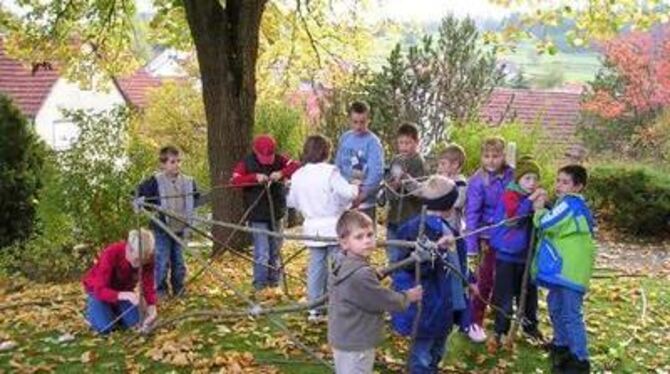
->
<box><xmin>328</xmin><ymin>210</ymin><xmax>423</xmax><ymax>374</ymax></box>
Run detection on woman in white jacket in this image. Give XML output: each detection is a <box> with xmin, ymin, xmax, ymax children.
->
<box><xmin>287</xmin><ymin>135</ymin><xmax>359</xmax><ymax>322</ymax></box>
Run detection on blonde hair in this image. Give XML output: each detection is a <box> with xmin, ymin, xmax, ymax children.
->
<box><xmin>440</xmin><ymin>143</ymin><xmax>466</xmax><ymax>168</ymax></box>
<box><xmin>481</xmin><ymin>136</ymin><xmax>506</xmax><ymax>154</ymax></box>
<box><xmin>127</xmin><ymin>228</ymin><xmax>155</xmax><ymax>265</ymax></box>
<box><xmin>416</xmin><ymin>175</ymin><xmax>456</xmax><ymax>200</ymax></box>
<box><xmin>336</xmin><ymin>210</ymin><xmax>373</xmax><ymax>239</ymax></box>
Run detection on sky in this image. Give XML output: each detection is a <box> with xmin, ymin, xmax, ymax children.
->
<box><xmin>134</xmin><ymin>0</ymin><xmax>516</xmax><ymax>21</ymax></box>
<box><xmin>371</xmin><ymin>0</ymin><xmax>515</xmax><ymax>21</ymax></box>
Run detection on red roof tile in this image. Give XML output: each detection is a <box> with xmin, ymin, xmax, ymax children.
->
<box><xmin>115</xmin><ymin>69</ymin><xmax>163</xmax><ymax>108</ymax></box>
<box><xmin>481</xmin><ymin>88</ymin><xmax>582</xmax><ymax>145</ymax></box>
<box><xmin>0</xmin><ymin>39</ymin><xmax>60</xmax><ymax>117</ymax></box>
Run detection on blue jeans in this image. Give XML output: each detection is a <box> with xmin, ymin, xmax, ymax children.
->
<box><xmin>154</xmin><ymin>229</ymin><xmax>186</xmax><ymax>297</ymax></box>
<box><xmin>251</xmin><ymin>221</ymin><xmax>282</xmax><ymax>290</ymax></box>
<box><xmin>386</xmin><ymin>224</ymin><xmax>404</xmax><ymax>264</ymax></box>
<box><xmin>307</xmin><ymin>245</ymin><xmax>339</xmax><ymax>304</ymax></box>
<box><xmin>409</xmin><ymin>335</ymin><xmax>448</xmax><ymax>374</ymax></box>
<box><xmin>86</xmin><ymin>294</ymin><xmax>139</xmax><ymax>334</ymax></box>
<box><xmin>547</xmin><ymin>286</ymin><xmax>589</xmax><ymax>360</ymax></box>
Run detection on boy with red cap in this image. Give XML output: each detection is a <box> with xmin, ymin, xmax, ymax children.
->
<box><xmin>231</xmin><ymin>134</ymin><xmax>300</xmax><ymax>291</ymax></box>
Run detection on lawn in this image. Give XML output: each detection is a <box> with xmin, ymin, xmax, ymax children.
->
<box><xmin>1</xmin><ymin>242</ymin><xmax>668</xmax><ymax>373</ymax></box>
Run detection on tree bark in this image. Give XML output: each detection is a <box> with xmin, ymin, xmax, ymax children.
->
<box><xmin>183</xmin><ymin>0</ymin><xmax>267</xmax><ymax>251</ymax></box>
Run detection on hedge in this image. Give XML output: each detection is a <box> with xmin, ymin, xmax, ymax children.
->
<box><xmin>586</xmin><ymin>164</ymin><xmax>670</xmax><ymax>237</ymax></box>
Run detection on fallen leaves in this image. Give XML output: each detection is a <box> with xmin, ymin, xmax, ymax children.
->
<box><xmin>1</xmin><ymin>239</ymin><xmax>669</xmax><ymax>373</ymax></box>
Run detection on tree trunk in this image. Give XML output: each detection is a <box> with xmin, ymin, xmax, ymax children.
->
<box><xmin>183</xmin><ymin>0</ymin><xmax>267</xmax><ymax>252</ymax></box>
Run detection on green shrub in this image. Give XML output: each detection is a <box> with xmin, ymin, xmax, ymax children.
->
<box><xmin>0</xmin><ymin>95</ymin><xmax>46</xmax><ymax>249</ymax></box>
<box><xmin>444</xmin><ymin>121</ymin><xmax>559</xmax><ymax>186</ymax></box>
<box><xmin>586</xmin><ymin>164</ymin><xmax>670</xmax><ymax>237</ymax></box>
<box><xmin>0</xmin><ymin>155</ymin><xmax>91</xmax><ymax>281</ymax></box>
<box><xmin>1</xmin><ymin>107</ymin><xmax>155</xmax><ymax>281</ymax></box>
<box><xmin>58</xmin><ymin>106</ymin><xmax>153</xmax><ymax>247</ymax></box>
<box><xmin>255</xmin><ymin>101</ymin><xmax>307</xmax><ymax>158</ymax></box>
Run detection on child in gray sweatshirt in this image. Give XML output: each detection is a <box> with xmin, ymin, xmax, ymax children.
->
<box><xmin>328</xmin><ymin>210</ymin><xmax>422</xmax><ymax>374</ymax></box>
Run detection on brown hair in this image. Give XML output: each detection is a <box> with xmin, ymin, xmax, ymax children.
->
<box><xmin>159</xmin><ymin>145</ymin><xmax>180</xmax><ymax>163</ymax></box>
<box><xmin>348</xmin><ymin>101</ymin><xmax>370</xmax><ymax>116</ymax></box>
<box><xmin>440</xmin><ymin>143</ymin><xmax>466</xmax><ymax>168</ymax></box>
<box><xmin>336</xmin><ymin>210</ymin><xmax>373</xmax><ymax>239</ymax></box>
<box><xmin>397</xmin><ymin>122</ymin><xmax>419</xmax><ymax>142</ymax></box>
<box><xmin>302</xmin><ymin>135</ymin><xmax>331</xmax><ymax>164</ymax></box>
<box><xmin>559</xmin><ymin>164</ymin><xmax>588</xmax><ymax>187</ymax></box>
<box><xmin>481</xmin><ymin>137</ymin><xmax>505</xmax><ymax>154</ymax></box>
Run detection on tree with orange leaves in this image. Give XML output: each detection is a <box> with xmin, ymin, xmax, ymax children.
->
<box><xmin>580</xmin><ymin>27</ymin><xmax>670</xmax><ymax>153</ymax></box>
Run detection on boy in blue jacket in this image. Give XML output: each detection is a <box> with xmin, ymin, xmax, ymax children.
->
<box><xmin>490</xmin><ymin>156</ymin><xmax>544</xmax><ymax>345</ymax></box>
<box><xmin>392</xmin><ymin>175</ymin><xmax>463</xmax><ymax>374</ymax></box>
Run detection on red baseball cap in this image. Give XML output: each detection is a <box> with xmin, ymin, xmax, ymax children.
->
<box><xmin>252</xmin><ymin>134</ymin><xmax>276</xmax><ymax>165</ymax></box>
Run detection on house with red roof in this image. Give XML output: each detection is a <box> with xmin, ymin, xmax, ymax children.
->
<box><xmin>0</xmin><ymin>40</ymin><xmax>162</xmax><ymax>150</ymax></box>
<box><xmin>481</xmin><ymin>87</ymin><xmax>585</xmax><ymax>159</ymax></box>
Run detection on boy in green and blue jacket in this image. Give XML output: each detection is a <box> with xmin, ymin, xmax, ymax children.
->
<box><xmin>531</xmin><ymin>165</ymin><xmax>596</xmax><ymax>374</ymax></box>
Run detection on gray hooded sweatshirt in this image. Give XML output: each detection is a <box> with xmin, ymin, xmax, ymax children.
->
<box><xmin>328</xmin><ymin>253</ymin><xmax>409</xmax><ymax>351</ymax></box>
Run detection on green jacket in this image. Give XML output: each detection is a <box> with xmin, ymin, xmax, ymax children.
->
<box><xmin>532</xmin><ymin>194</ymin><xmax>596</xmax><ymax>292</ymax></box>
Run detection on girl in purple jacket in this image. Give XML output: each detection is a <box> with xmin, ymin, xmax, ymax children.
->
<box><xmin>465</xmin><ymin>137</ymin><xmax>514</xmax><ymax>342</ymax></box>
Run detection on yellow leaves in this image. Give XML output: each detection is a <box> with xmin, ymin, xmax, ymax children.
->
<box><xmin>260</xmin><ymin>334</ymin><xmax>294</xmax><ymax>357</ymax></box>
<box><xmin>80</xmin><ymin>350</ymin><xmax>96</xmax><ymax>364</ymax></box>
<box><xmin>146</xmin><ymin>334</ymin><xmax>198</xmax><ymax>366</ymax></box>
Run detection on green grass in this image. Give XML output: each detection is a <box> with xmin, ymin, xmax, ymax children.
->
<box><xmin>500</xmin><ymin>43</ymin><xmax>601</xmax><ymax>84</ymax></box>
<box><xmin>1</xmin><ymin>247</ymin><xmax>668</xmax><ymax>373</ymax></box>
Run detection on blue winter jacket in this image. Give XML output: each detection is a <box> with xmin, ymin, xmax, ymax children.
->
<box><xmin>391</xmin><ymin>215</ymin><xmax>456</xmax><ymax>339</ymax></box>
<box><xmin>490</xmin><ymin>182</ymin><xmax>535</xmax><ymax>264</ymax></box>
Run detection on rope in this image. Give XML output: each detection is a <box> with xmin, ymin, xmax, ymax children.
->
<box><xmin>173</xmin><ymin>184</ymin><xmax>277</xmax><ymax>298</ymax></box>
<box><xmin>143</xmin><ymin>213</ymin><xmax>334</xmax><ymax>371</ymax></box>
<box><xmin>97</xmin><ymin>304</ymin><xmax>138</xmax><ymax>334</ymax></box>
<box><xmin>141</xmin><ymin>201</ymin><xmax>524</xmax><ymax>248</ymax></box>
<box><xmin>137</xmin><ymin>203</ymin><xmax>537</xmax><ymax>334</ymax></box>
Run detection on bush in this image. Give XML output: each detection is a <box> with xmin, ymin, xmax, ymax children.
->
<box><xmin>58</xmin><ymin>106</ymin><xmax>154</xmax><ymax>248</ymax></box>
<box><xmin>141</xmin><ymin>82</ymin><xmax>210</xmax><ymax>185</ymax></box>
<box><xmin>444</xmin><ymin>121</ymin><xmax>559</xmax><ymax>185</ymax></box>
<box><xmin>0</xmin><ymin>95</ymin><xmax>46</xmax><ymax>249</ymax></box>
<box><xmin>0</xmin><ymin>154</ymin><xmax>87</xmax><ymax>281</ymax></box>
<box><xmin>586</xmin><ymin>164</ymin><xmax>670</xmax><ymax>237</ymax></box>
<box><xmin>255</xmin><ymin>101</ymin><xmax>307</xmax><ymax>158</ymax></box>
<box><xmin>0</xmin><ymin>107</ymin><xmax>155</xmax><ymax>281</ymax></box>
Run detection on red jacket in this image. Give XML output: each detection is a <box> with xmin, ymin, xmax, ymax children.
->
<box><xmin>82</xmin><ymin>241</ymin><xmax>157</xmax><ymax>305</ymax></box>
<box><xmin>230</xmin><ymin>154</ymin><xmax>300</xmax><ymax>187</ymax></box>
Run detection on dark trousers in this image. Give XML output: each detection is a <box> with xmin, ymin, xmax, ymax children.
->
<box><xmin>472</xmin><ymin>241</ymin><xmax>495</xmax><ymax>325</ymax></box>
<box><xmin>492</xmin><ymin>259</ymin><xmax>539</xmax><ymax>335</ymax></box>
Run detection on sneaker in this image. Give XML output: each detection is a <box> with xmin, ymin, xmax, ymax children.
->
<box><xmin>467</xmin><ymin>324</ymin><xmax>487</xmax><ymax>343</ymax></box>
<box><xmin>563</xmin><ymin>353</ymin><xmax>590</xmax><ymax>374</ymax></box>
<box><xmin>524</xmin><ymin>327</ymin><xmax>545</xmax><ymax>343</ymax></box>
<box><xmin>548</xmin><ymin>344</ymin><xmax>570</xmax><ymax>373</ymax></box>
<box><xmin>307</xmin><ymin>310</ymin><xmax>323</xmax><ymax>323</ymax></box>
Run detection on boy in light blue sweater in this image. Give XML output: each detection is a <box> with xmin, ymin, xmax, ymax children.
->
<box><xmin>334</xmin><ymin>101</ymin><xmax>384</xmax><ymax>221</ymax></box>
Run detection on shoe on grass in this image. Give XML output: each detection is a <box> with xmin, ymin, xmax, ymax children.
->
<box><xmin>467</xmin><ymin>323</ymin><xmax>487</xmax><ymax>343</ymax></box>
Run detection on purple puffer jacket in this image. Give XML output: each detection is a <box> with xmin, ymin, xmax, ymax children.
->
<box><xmin>465</xmin><ymin>166</ymin><xmax>514</xmax><ymax>255</ymax></box>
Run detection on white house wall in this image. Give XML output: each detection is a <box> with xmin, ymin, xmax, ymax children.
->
<box><xmin>34</xmin><ymin>78</ymin><xmax>126</xmax><ymax>150</ymax></box>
